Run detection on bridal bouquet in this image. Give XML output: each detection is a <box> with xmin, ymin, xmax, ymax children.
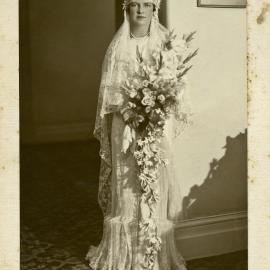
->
<box><xmin>120</xmin><ymin>30</ymin><xmax>198</xmax><ymax>269</ymax></box>
<box><xmin>120</xmin><ymin>30</ymin><xmax>198</xmax><ymax>153</ymax></box>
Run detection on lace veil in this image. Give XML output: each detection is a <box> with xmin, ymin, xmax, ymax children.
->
<box><xmin>93</xmin><ymin>3</ymin><xmax>193</xmax><ymax>216</ymax></box>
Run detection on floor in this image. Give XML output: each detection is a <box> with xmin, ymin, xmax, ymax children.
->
<box><xmin>20</xmin><ymin>141</ymin><xmax>248</xmax><ymax>270</ymax></box>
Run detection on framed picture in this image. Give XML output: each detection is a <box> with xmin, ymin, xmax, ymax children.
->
<box><xmin>197</xmin><ymin>0</ymin><xmax>247</xmax><ymax>8</ymax></box>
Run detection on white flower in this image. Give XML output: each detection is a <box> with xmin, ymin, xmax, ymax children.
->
<box><xmin>129</xmin><ymin>89</ymin><xmax>137</xmax><ymax>98</ymax></box>
<box><xmin>143</xmin><ymin>166</ymin><xmax>150</xmax><ymax>174</ymax></box>
<box><xmin>145</xmin><ymin>160</ymin><xmax>154</xmax><ymax>167</ymax></box>
<box><xmin>152</xmin><ymin>190</ymin><xmax>160</xmax><ymax>201</ymax></box>
<box><xmin>132</xmin><ymin>78</ymin><xmax>139</xmax><ymax>85</ymax></box>
<box><xmin>137</xmin><ymin>160</ymin><xmax>143</xmax><ymax>166</ymax></box>
<box><xmin>163</xmin><ymin>50</ymin><xmax>179</xmax><ymax>68</ymax></box>
<box><xmin>158</xmin><ymin>67</ymin><xmax>175</xmax><ymax>81</ymax></box>
<box><xmin>137</xmin><ymin>139</ymin><xmax>144</xmax><ymax>146</ymax></box>
<box><xmin>142</xmin><ymin>96</ymin><xmax>155</xmax><ymax>107</ymax></box>
<box><xmin>142</xmin><ymin>87</ymin><xmax>152</xmax><ymax>96</ymax></box>
<box><xmin>149</xmin><ymin>142</ymin><xmax>158</xmax><ymax>153</ymax></box>
<box><xmin>128</xmin><ymin>102</ymin><xmax>136</xmax><ymax>108</ymax></box>
<box><xmin>147</xmin><ymin>135</ymin><xmax>155</xmax><ymax>143</ymax></box>
<box><xmin>134</xmin><ymin>150</ymin><xmax>143</xmax><ymax>159</ymax></box>
<box><xmin>143</xmin><ymin>145</ymin><xmax>154</xmax><ymax>156</ymax></box>
<box><xmin>163</xmin><ymin>159</ymin><xmax>169</xmax><ymax>166</ymax></box>
<box><xmin>157</xmin><ymin>94</ymin><xmax>165</xmax><ymax>104</ymax></box>
<box><xmin>171</xmin><ymin>38</ymin><xmax>187</xmax><ymax>53</ymax></box>
<box><xmin>142</xmin><ymin>80</ymin><xmax>149</xmax><ymax>87</ymax></box>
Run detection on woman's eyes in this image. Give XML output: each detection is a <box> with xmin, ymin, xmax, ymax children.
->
<box><xmin>130</xmin><ymin>3</ymin><xmax>137</xmax><ymax>7</ymax></box>
<box><xmin>129</xmin><ymin>2</ymin><xmax>153</xmax><ymax>8</ymax></box>
<box><xmin>144</xmin><ymin>3</ymin><xmax>153</xmax><ymax>7</ymax></box>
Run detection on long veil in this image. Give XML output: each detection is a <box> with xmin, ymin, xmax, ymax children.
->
<box><xmin>93</xmin><ymin>9</ymin><xmax>192</xmax><ymax>217</ymax></box>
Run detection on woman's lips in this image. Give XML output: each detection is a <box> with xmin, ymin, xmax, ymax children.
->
<box><xmin>137</xmin><ymin>16</ymin><xmax>146</xmax><ymax>19</ymax></box>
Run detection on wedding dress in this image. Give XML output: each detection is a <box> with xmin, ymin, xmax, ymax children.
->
<box><xmin>86</xmin><ymin>35</ymin><xmax>188</xmax><ymax>270</ymax></box>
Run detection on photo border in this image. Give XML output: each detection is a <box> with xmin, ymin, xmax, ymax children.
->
<box><xmin>1</xmin><ymin>0</ymin><xmax>270</xmax><ymax>269</ymax></box>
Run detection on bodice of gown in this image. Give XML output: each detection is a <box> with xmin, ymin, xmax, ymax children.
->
<box><xmin>122</xmin><ymin>35</ymin><xmax>152</xmax><ymax>78</ymax></box>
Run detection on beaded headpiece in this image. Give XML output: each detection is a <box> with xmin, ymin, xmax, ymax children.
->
<box><xmin>122</xmin><ymin>0</ymin><xmax>162</xmax><ymax>10</ymax></box>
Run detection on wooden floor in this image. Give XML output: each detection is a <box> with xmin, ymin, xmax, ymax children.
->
<box><xmin>20</xmin><ymin>141</ymin><xmax>247</xmax><ymax>270</ymax></box>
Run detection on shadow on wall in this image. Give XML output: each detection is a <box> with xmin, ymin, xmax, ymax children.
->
<box><xmin>182</xmin><ymin>129</ymin><xmax>247</xmax><ymax>219</ymax></box>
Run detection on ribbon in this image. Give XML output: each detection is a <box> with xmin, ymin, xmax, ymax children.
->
<box><xmin>121</xmin><ymin>125</ymin><xmax>136</xmax><ymax>153</ymax></box>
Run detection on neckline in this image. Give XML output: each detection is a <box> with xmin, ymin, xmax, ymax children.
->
<box><xmin>130</xmin><ymin>31</ymin><xmax>150</xmax><ymax>40</ymax></box>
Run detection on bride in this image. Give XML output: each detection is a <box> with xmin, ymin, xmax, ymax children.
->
<box><xmin>86</xmin><ymin>0</ymin><xmax>193</xmax><ymax>269</ymax></box>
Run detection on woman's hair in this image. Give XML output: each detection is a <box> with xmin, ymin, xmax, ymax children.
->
<box><xmin>126</xmin><ymin>3</ymin><xmax>156</xmax><ymax>14</ymax></box>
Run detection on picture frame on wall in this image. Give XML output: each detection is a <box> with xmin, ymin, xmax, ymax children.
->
<box><xmin>197</xmin><ymin>0</ymin><xmax>247</xmax><ymax>8</ymax></box>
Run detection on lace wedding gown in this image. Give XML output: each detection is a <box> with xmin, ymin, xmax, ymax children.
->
<box><xmin>86</xmin><ymin>36</ymin><xmax>187</xmax><ymax>270</ymax></box>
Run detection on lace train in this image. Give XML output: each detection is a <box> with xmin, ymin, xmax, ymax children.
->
<box><xmin>86</xmin><ymin>215</ymin><xmax>187</xmax><ymax>270</ymax></box>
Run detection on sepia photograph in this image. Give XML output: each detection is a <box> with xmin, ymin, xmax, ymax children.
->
<box><xmin>19</xmin><ymin>0</ymin><xmax>248</xmax><ymax>269</ymax></box>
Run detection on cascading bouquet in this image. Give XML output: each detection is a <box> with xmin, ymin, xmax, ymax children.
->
<box><xmin>120</xmin><ymin>30</ymin><xmax>198</xmax><ymax>269</ymax></box>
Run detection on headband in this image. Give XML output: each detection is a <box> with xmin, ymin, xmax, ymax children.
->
<box><xmin>122</xmin><ymin>0</ymin><xmax>161</xmax><ymax>10</ymax></box>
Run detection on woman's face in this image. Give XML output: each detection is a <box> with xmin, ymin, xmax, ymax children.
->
<box><xmin>128</xmin><ymin>0</ymin><xmax>155</xmax><ymax>28</ymax></box>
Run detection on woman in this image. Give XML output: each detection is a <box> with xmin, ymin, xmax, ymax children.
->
<box><xmin>86</xmin><ymin>0</ymin><xmax>193</xmax><ymax>269</ymax></box>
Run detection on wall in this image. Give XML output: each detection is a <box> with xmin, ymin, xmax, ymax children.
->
<box><xmin>20</xmin><ymin>0</ymin><xmax>115</xmax><ymax>142</ymax></box>
<box><xmin>167</xmin><ymin>0</ymin><xmax>247</xmax><ymax>218</ymax></box>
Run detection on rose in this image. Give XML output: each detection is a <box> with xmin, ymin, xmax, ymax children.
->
<box><xmin>142</xmin><ymin>87</ymin><xmax>152</xmax><ymax>96</ymax></box>
<box><xmin>142</xmin><ymin>96</ymin><xmax>155</xmax><ymax>107</ymax></box>
<box><xmin>157</xmin><ymin>94</ymin><xmax>165</xmax><ymax>104</ymax></box>
<box><xmin>142</xmin><ymin>80</ymin><xmax>149</xmax><ymax>87</ymax></box>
